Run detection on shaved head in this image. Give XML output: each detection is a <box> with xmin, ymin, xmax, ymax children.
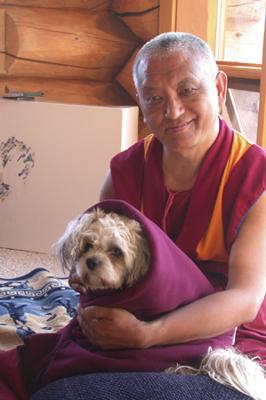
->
<box><xmin>133</xmin><ymin>32</ymin><xmax>218</xmax><ymax>90</ymax></box>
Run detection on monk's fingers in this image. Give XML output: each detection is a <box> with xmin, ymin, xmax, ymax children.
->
<box><xmin>78</xmin><ymin>305</ymin><xmax>113</xmax><ymax>321</ymax></box>
<box><xmin>76</xmin><ymin>310</ymin><xmax>113</xmax><ymax>347</ymax></box>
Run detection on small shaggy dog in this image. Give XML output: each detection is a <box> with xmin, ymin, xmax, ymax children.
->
<box><xmin>54</xmin><ymin>208</ymin><xmax>151</xmax><ymax>293</ymax></box>
<box><xmin>54</xmin><ymin>208</ymin><xmax>266</xmax><ymax>400</ymax></box>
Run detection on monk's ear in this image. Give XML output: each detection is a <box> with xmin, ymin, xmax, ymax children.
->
<box><xmin>216</xmin><ymin>70</ymin><xmax>228</xmax><ymax>106</ymax></box>
<box><xmin>135</xmin><ymin>92</ymin><xmax>147</xmax><ymax>124</ymax></box>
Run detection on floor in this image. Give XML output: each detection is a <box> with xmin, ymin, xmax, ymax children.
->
<box><xmin>0</xmin><ymin>247</ymin><xmax>64</xmax><ymax>278</ymax></box>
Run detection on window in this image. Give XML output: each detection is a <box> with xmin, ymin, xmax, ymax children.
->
<box><xmin>159</xmin><ymin>0</ymin><xmax>266</xmax><ymax>146</ymax></box>
<box><xmin>217</xmin><ymin>0</ymin><xmax>265</xmax><ymax>63</ymax></box>
<box><xmin>216</xmin><ymin>0</ymin><xmax>266</xmax><ymax>145</ymax></box>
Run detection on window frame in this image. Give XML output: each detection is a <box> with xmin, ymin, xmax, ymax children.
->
<box><xmin>159</xmin><ymin>0</ymin><xmax>266</xmax><ymax>146</ymax></box>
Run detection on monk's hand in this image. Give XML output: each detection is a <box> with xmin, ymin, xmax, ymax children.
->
<box><xmin>77</xmin><ymin>305</ymin><xmax>148</xmax><ymax>350</ymax></box>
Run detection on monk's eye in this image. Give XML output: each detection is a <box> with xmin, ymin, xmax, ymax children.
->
<box><xmin>145</xmin><ymin>95</ymin><xmax>163</xmax><ymax>104</ymax></box>
<box><xmin>180</xmin><ymin>87</ymin><xmax>198</xmax><ymax>97</ymax></box>
<box><xmin>109</xmin><ymin>246</ymin><xmax>123</xmax><ymax>258</ymax></box>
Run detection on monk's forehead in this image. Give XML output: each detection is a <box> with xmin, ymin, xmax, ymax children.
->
<box><xmin>137</xmin><ymin>50</ymin><xmax>200</xmax><ymax>78</ymax></box>
<box><xmin>137</xmin><ymin>51</ymin><xmax>203</xmax><ymax>86</ymax></box>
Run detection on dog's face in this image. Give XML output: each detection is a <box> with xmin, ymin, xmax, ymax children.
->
<box><xmin>53</xmin><ymin>209</ymin><xmax>150</xmax><ymax>292</ymax></box>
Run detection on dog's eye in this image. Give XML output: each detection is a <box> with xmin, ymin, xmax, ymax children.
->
<box><xmin>83</xmin><ymin>242</ymin><xmax>92</xmax><ymax>252</ymax></box>
<box><xmin>109</xmin><ymin>247</ymin><xmax>123</xmax><ymax>257</ymax></box>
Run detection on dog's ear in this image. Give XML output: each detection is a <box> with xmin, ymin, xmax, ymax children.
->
<box><xmin>51</xmin><ymin>216</ymin><xmax>83</xmax><ymax>271</ymax></box>
<box><xmin>51</xmin><ymin>224</ymin><xmax>74</xmax><ymax>272</ymax></box>
<box><xmin>51</xmin><ymin>209</ymin><xmax>105</xmax><ymax>271</ymax></box>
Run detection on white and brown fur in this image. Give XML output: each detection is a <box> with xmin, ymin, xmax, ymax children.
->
<box><xmin>53</xmin><ymin>209</ymin><xmax>151</xmax><ymax>293</ymax></box>
<box><xmin>53</xmin><ymin>209</ymin><xmax>266</xmax><ymax>400</ymax></box>
<box><xmin>167</xmin><ymin>347</ymin><xmax>266</xmax><ymax>400</ymax></box>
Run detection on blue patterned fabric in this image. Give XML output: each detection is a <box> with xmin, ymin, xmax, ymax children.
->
<box><xmin>0</xmin><ymin>268</ymin><xmax>79</xmax><ymax>350</ymax></box>
<box><xmin>31</xmin><ymin>372</ymin><xmax>251</xmax><ymax>400</ymax></box>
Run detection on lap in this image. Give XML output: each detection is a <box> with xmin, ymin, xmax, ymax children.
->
<box><xmin>31</xmin><ymin>372</ymin><xmax>250</xmax><ymax>400</ymax></box>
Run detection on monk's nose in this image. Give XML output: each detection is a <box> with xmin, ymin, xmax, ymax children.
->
<box><xmin>164</xmin><ymin>97</ymin><xmax>185</xmax><ymax>120</ymax></box>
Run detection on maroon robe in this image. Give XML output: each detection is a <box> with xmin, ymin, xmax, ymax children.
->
<box><xmin>0</xmin><ymin>200</ymin><xmax>234</xmax><ymax>399</ymax></box>
<box><xmin>111</xmin><ymin>117</ymin><xmax>266</xmax><ymax>365</ymax></box>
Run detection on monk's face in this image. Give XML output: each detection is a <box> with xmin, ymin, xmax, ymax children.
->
<box><xmin>136</xmin><ymin>50</ymin><xmax>227</xmax><ymax>155</ymax></box>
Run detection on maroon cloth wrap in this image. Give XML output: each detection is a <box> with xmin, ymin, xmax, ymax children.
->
<box><xmin>5</xmin><ymin>200</ymin><xmax>234</xmax><ymax>396</ymax></box>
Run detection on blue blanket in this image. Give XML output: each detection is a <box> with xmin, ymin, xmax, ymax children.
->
<box><xmin>0</xmin><ymin>268</ymin><xmax>79</xmax><ymax>351</ymax></box>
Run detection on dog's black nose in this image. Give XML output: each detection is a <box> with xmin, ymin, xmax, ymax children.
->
<box><xmin>86</xmin><ymin>257</ymin><xmax>100</xmax><ymax>271</ymax></box>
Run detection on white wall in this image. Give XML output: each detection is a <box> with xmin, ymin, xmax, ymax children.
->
<box><xmin>0</xmin><ymin>100</ymin><xmax>139</xmax><ymax>253</ymax></box>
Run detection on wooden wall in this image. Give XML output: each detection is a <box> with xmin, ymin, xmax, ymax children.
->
<box><xmin>0</xmin><ymin>0</ymin><xmax>159</xmax><ymax>136</ymax></box>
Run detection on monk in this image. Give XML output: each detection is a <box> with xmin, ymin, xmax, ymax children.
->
<box><xmin>1</xmin><ymin>32</ymin><xmax>266</xmax><ymax>400</ymax></box>
<box><xmin>78</xmin><ymin>32</ymin><xmax>266</xmax><ymax>366</ymax></box>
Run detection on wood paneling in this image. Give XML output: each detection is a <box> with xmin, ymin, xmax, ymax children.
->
<box><xmin>112</xmin><ymin>0</ymin><xmax>159</xmax><ymax>42</ymax></box>
<box><xmin>175</xmin><ymin>0</ymin><xmax>212</xmax><ymax>44</ymax></box>
<box><xmin>1</xmin><ymin>77</ymin><xmax>134</xmax><ymax>105</ymax></box>
<box><xmin>116</xmin><ymin>49</ymin><xmax>139</xmax><ymax>101</ymax></box>
<box><xmin>159</xmin><ymin>0</ymin><xmax>176</xmax><ymax>33</ymax></box>
<box><xmin>1</xmin><ymin>7</ymin><xmax>138</xmax><ymax>79</ymax></box>
<box><xmin>0</xmin><ymin>0</ymin><xmax>160</xmax><ymax>137</ymax></box>
<box><xmin>0</xmin><ymin>0</ymin><xmax>109</xmax><ymax>9</ymax></box>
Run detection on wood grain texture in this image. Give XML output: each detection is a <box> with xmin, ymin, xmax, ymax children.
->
<box><xmin>3</xmin><ymin>55</ymin><xmax>120</xmax><ymax>80</ymax></box>
<box><xmin>112</xmin><ymin>0</ymin><xmax>159</xmax><ymax>42</ymax></box>
<box><xmin>0</xmin><ymin>0</ymin><xmax>109</xmax><ymax>9</ymax></box>
<box><xmin>2</xmin><ymin>7</ymin><xmax>139</xmax><ymax>76</ymax></box>
<box><xmin>0</xmin><ymin>0</ymin><xmax>160</xmax><ymax>136</ymax></box>
<box><xmin>0</xmin><ymin>8</ymin><xmax>4</xmax><ymax>51</ymax></box>
<box><xmin>111</xmin><ymin>0</ymin><xmax>160</xmax><ymax>136</ymax></box>
<box><xmin>115</xmin><ymin>49</ymin><xmax>138</xmax><ymax>100</ymax></box>
<box><xmin>119</xmin><ymin>8</ymin><xmax>159</xmax><ymax>42</ymax></box>
<box><xmin>0</xmin><ymin>77</ymin><xmax>135</xmax><ymax>105</ymax></box>
<box><xmin>112</xmin><ymin>0</ymin><xmax>159</xmax><ymax>14</ymax></box>
<box><xmin>0</xmin><ymin>53</ymin><xmax>5</xmax><ymax>74</ymax></box>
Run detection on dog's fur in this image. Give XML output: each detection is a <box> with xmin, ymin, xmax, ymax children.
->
<box><xmin>54</xmin><ymin>209</ymin><xmax>266</xmax><ymax>400</ymax></box>
<box><xmin>167</xmin><ymin>347</ymin><xmax>266</xmax><ymax>400</ymax></box>
<box><xmin>53</xmin><ymin>209</ymin><xmax>151</xmax><ymax>292</ymax></box>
